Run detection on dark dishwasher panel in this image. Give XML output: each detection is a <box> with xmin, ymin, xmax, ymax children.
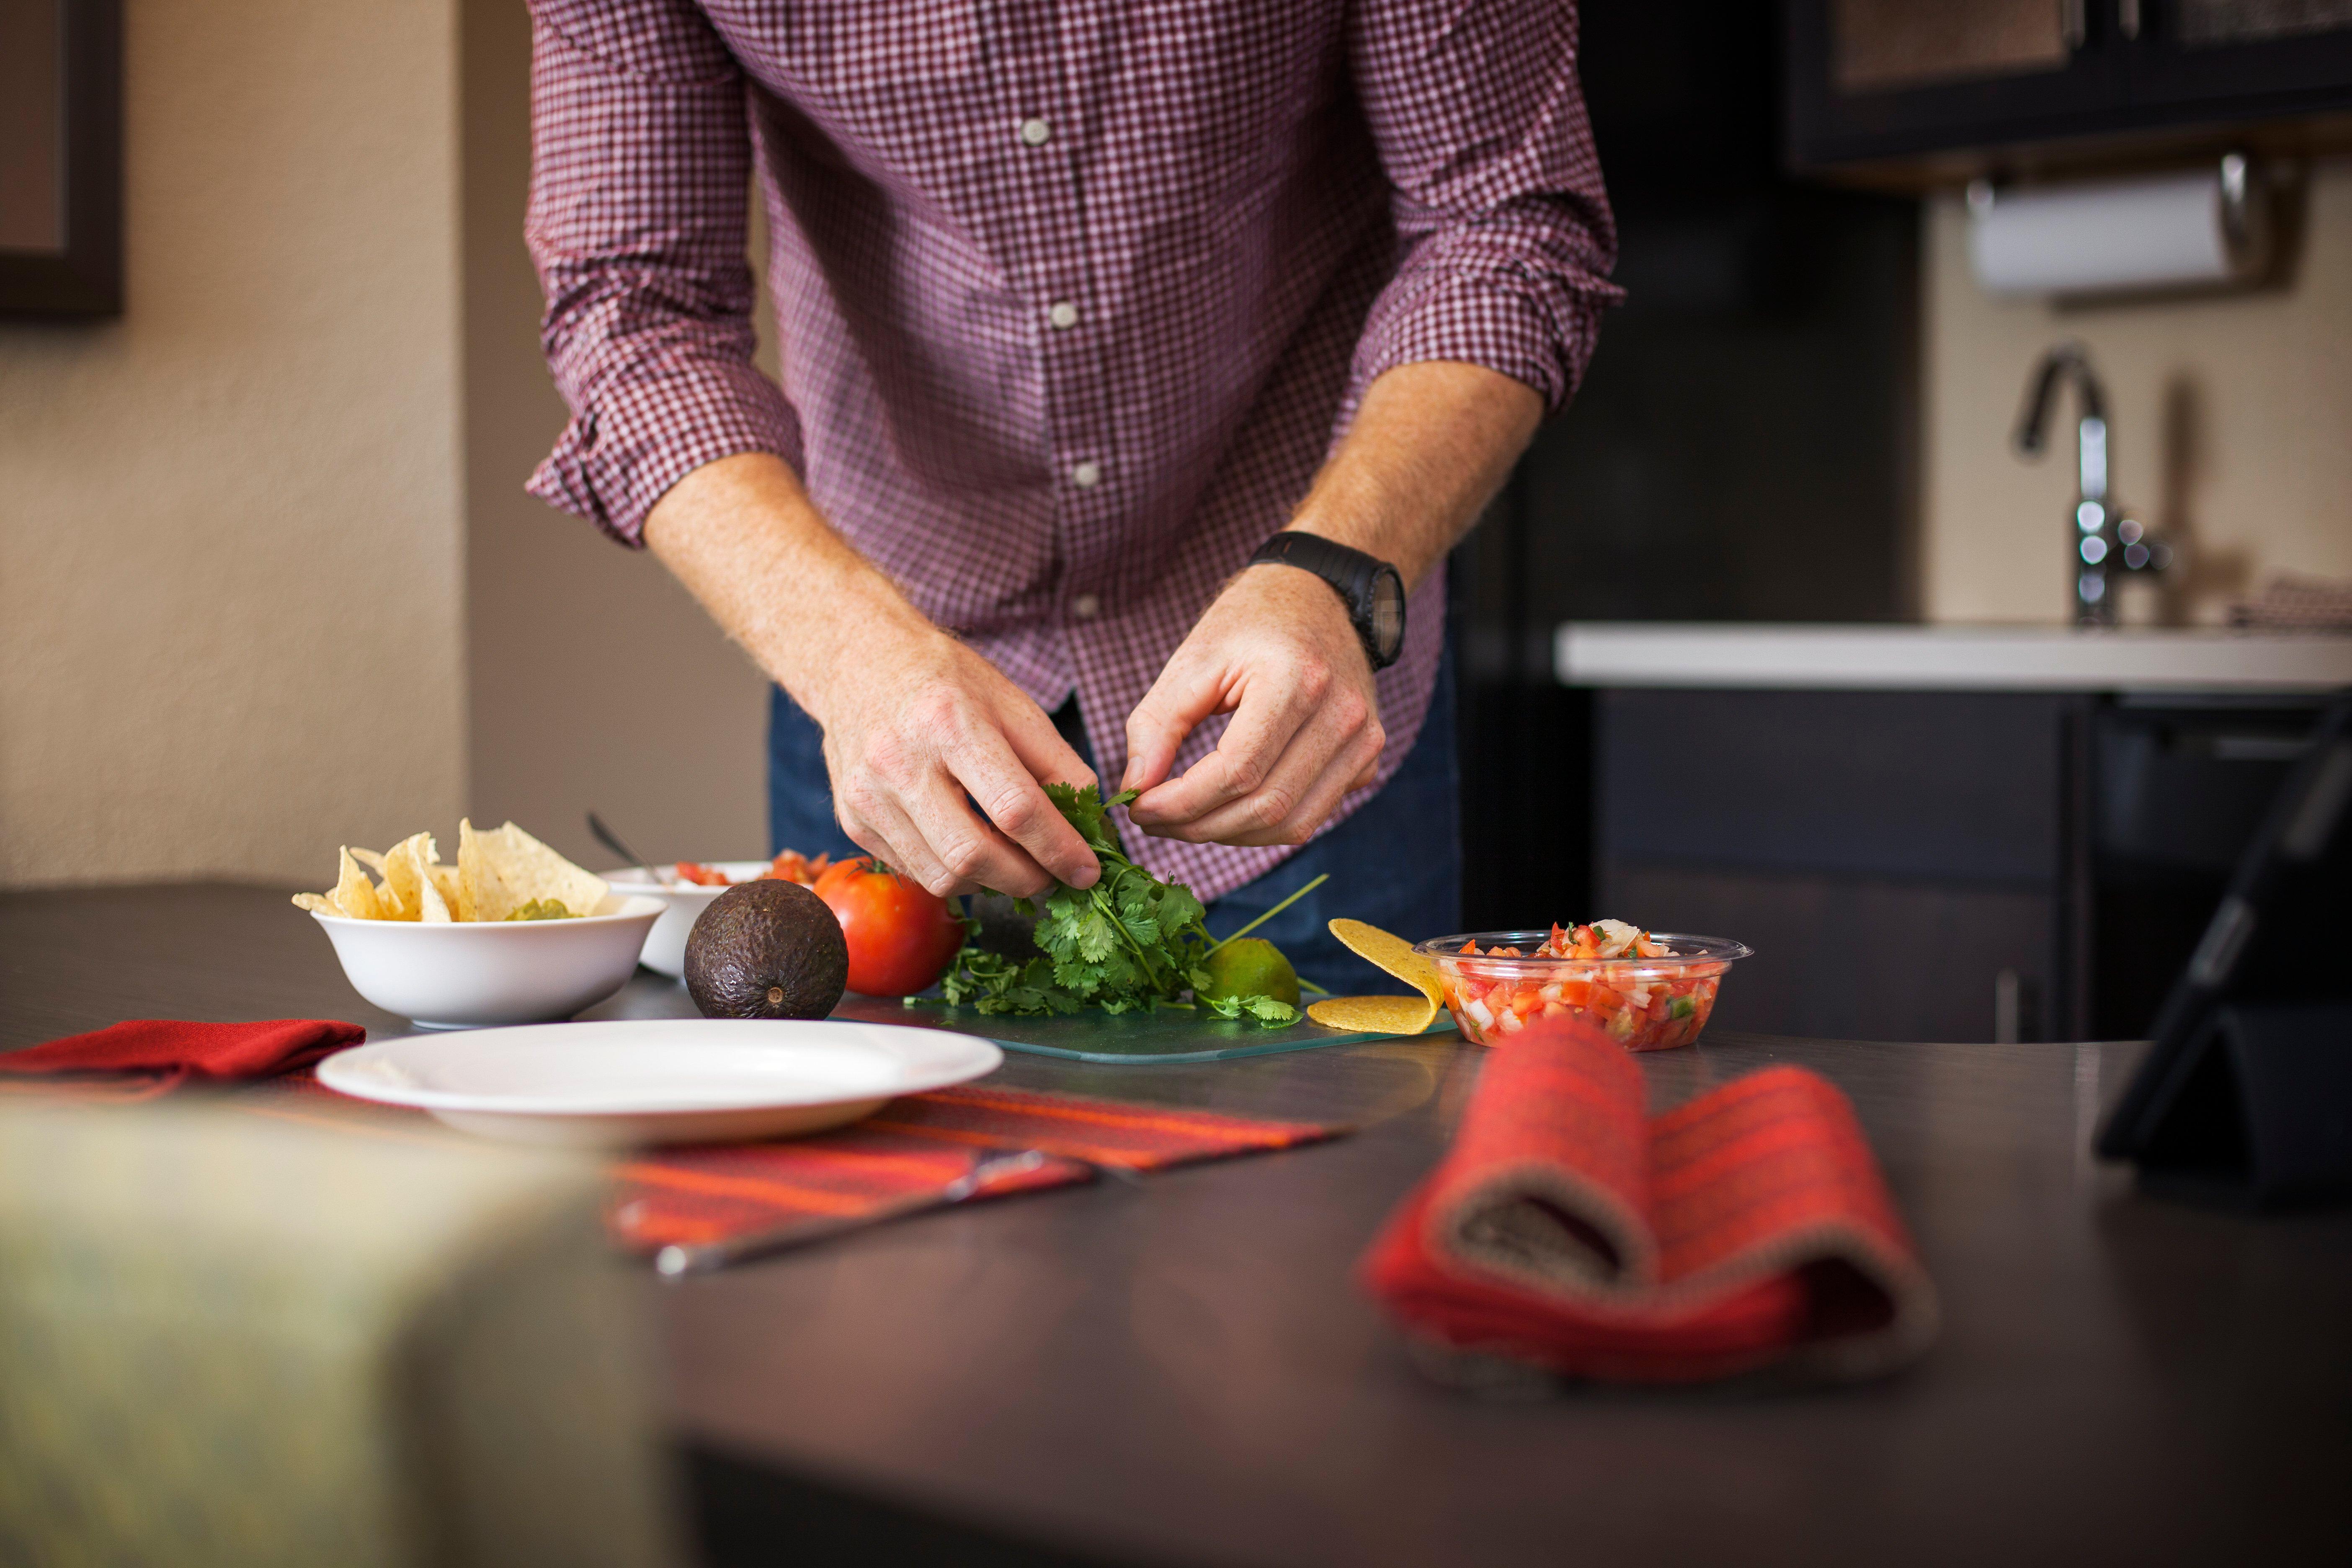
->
<box><xmin>2094</xmin><ymin>701</ymin><xmax>2321</xmax><ymax>872</ymax></box>
<box><xmin>2089</xmin><ymin>698</ymin><xmax>2332</xmax><ymax>1039</ymax></box>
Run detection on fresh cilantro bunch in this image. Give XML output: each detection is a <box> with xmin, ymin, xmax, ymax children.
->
<box><xmin>938</xmin><ymin>784</ymin><xmax>1300</xmax><ymax>1027</ymax></box>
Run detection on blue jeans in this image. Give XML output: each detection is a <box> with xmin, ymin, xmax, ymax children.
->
<box><xmin>767</xmin><ymin>656</ymin><xmax>1462</xmax><ymax>995</ymax></box>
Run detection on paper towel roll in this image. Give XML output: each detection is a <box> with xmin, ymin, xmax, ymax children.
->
<box><xmin>1968</xmin><ymin>163</ymin><xmax>2265</xmax><ymax>298</ymax></box>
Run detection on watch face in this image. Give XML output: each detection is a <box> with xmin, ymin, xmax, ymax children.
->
<box><xmin>1369</xmin><ymin>567</ymin><xmax>1406</xmax><ymax>661</ymax></box>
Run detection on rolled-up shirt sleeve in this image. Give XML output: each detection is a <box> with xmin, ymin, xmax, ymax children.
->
<box><xmin>1344</xmin><ymin>0</ymin><xmax>1622</xmax><ymax>415</ymax></box>
<box><xmin>524</xmin><ymin>0</ymin><xmax>799</xmax><ymax>547</ymax></box>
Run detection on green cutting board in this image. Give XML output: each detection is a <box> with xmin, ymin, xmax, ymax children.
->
<box><xmin>829</xmin><ymin>993</ymin><xmax>1456</xmax><ymax>1065</ymax></box>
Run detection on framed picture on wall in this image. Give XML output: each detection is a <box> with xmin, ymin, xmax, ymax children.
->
<box><xmin>1</xmin><ymin>0</ymin><xmax>121</xmax><ymax>317</ymax></box>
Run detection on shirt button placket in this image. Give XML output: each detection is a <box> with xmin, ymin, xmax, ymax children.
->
<box><xmin>1014</xmin><ymin>87</ymin><xmax>1101</xmax><ymax>629</ymax></box>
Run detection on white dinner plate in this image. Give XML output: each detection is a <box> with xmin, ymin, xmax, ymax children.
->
<box><xmin>317</xmin><ymin>1019</ymin><xmax>1003</xmax><ymax>1147</ymax></box>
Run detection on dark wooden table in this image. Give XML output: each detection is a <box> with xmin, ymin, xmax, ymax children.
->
<box><xmin>6</xmin><ymin>885</ymin><xmax>2349</xmax><ymax>1567</ymax></box>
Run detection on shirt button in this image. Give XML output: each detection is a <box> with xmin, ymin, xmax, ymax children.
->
<box><xmin>1018</xmin><ymin>117</ymin><xmax>1051</xmax><ymax>147</ymax></box>
<box><xmin>1069</xmin><ymin>460</ymin><xmax>1102</xmax><ymax>489</ymax></box>
<box><xmin>1070</xmin><ymin>593</ymin><xmax>1101</xmax><ymax>620</ymax></box>
<box><xmin>1047</xmin><ymin>301</ymin><xmax>1079</xmax><ymax>330</ymax></box>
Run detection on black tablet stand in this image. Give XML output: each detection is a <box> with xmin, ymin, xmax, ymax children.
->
<box><xmin>2099</xmin><ymin>695</ymin><xmax>2352</xmax><ymax>1212</ymax></box>
<box><xmin>2124</xmin><ymin>1000</ymin><xmax>2352</xmax><ymax>1210</ymax></box>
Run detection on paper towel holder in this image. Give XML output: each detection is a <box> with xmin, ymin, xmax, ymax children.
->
<box><xmin>1967</xmin><ymin>155</ymin><xmax>2273</xmax><ymax>302</ymax></box>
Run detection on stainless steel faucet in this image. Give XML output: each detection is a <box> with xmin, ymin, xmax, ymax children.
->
<box><xmin>2014</xmin><ymin>343</ymin><xmax>2169</xmax><ymax>627</ymax></box>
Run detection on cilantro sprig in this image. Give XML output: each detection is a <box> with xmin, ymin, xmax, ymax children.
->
<box><xmin>936</xmin><ymin>784</ymin><xmax>1299</xmax><ymax>1027</ymax></box>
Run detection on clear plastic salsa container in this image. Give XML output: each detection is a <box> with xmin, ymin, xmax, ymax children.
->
<box><xmin>1413</xmin><ymin>931</ymin><xmax>1753</xmax><ymax>1051</ymax></box>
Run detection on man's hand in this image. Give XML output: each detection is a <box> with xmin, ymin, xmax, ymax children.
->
<box><xmin>815</xmin><ymin>627</ymin><xmax>1101</xmax><ymax>897</ymax></box>
<box><xmin>1122</xmin><ymin>361</ymin><xmax>1542</xmax><ymax>847</ymax></box>
<box><xmin>1122</xmin><ymin>566</ymin><xmax>1382</xmax><ymax>846</ymax></box>
<box><xmin>644</xmin><ymin>453</ymin><xmax>1099</xmax><ymax>899</ymax></box>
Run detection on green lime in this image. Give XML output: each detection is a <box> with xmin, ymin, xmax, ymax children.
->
<box><xmin>1198</xmin><ymin>937</ymin><xmax>1300</xmax><ymax>1008</ymax></box>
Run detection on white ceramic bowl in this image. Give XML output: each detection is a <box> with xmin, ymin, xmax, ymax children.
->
<box><xmin>306</xmin><ymin>894</ymin><xmax>665</xmax><ymax>1029</ymax></box>
<box><xmin>606</xmin><ymin>861</ymin><xmax>772</xmax><ymax>978</ymax></box>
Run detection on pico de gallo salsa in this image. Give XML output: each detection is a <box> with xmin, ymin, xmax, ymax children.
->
<box><xmin>1420</xmin><ymin>920</ymin><xmax>1734</xmax><ymax>1052</ymax></box>
<box><xmin>672</xmin><ymin>849</ymin><xmax>833</xmax><ymax>887</ymax></box>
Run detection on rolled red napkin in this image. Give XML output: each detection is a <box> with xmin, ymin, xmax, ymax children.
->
<box><xmin>1361</xmin><ymin>1017</ymin><xmax>1938</xmax><ymax>1383</ymax></box>
<box><xmin>0</xmin><ymin>1019</ymin><xmax>366</xmax><ymax>1099</ymax></box>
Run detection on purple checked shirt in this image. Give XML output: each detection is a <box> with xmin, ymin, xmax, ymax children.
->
<box><xmin>524</xmin><ymin>0</ymin><xmax>1617</xmax><ymax>901</ymax></box>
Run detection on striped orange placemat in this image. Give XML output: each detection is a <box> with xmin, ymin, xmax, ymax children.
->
<box><xmin>245</xmin><ymin>1073</ymin><xmax>1346</xmax><ymax>1253</ymax></box>
<box><xmin>601</xmin><ymin>1085</ymin><xmax>1346</xmax><ymax>1251</ymax></box>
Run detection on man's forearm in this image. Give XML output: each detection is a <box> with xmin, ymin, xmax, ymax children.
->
<box><xmin>642</xmin><ymin>451</ymin><xmax>1101</xmax><ymax>892</ymax></box>
<box><xmin>1286</xmin><ymin>361</ymin><xmax>1544</xmax><ymax>588</ymax></box>
<box><xmin>642</xmin><ymin>452</ymin><xmax>931</xmax><ymax>728</ymax></box>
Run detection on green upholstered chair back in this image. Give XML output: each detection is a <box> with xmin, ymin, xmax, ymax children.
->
<box><xmin>0</xmin><ymin>1098</ymin><xmax>684</xmax><ymax>1568</ymax></box>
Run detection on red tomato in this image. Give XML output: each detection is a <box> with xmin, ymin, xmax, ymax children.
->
<box><xmin>814</xmin><ymin>857</ymin><xmax>965</xmax><ymax>998</ymax></box>
<box><xmin>673</xmin><ymin>861</ymin><xmax>729</xmax><ymax>887</ymax></box>
<box><xmin>810</xmin><ymin>857</ymin><xmax>862</xmax><ymax>901</ymax></box>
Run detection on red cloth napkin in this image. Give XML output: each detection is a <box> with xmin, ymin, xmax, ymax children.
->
<box><xmin>1361</xmin><ymin>1017</ymin><xmax>1938</xmax><ymax>1384</ymax></box>
<box><xmin>0</xmin><ymin>1019</ymin><xmax>365</xmax><ymax>1100</ymax></box>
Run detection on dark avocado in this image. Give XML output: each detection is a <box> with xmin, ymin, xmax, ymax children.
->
<box><xmin>683</xmin><ymin>879</ymin><xmax>849</xmax><ymax>1021</ymax></box>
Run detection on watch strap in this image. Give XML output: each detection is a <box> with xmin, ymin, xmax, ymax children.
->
<box><xmin>1246</xmin><ymin>532</ymin><xmax>1406</xmax><ymax>670</ymax></box>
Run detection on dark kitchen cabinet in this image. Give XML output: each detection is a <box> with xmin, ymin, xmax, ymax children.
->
<box><xmin>1596</xmin><ymin>689</ymin><xmax>2085</xmax><ymax>1043</ymax></box>
<box><xmin>1784</xmin><ymin>0</ymin><xmax>2352</xmax><ymax>177</ymax></box>
<box><xmin>1592</xmin><ymin>687</ymin><xmax>2332</xmax><ymax>1043</ymax></box>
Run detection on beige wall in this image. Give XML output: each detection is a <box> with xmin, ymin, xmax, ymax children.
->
<box><xmin>1921</xmin><ymin>158</ymin><xmax>2352</xmax><ymax>625</ymax></box>
<box><xmin>0</xmin><ymin>0</ymin><xmax>770</xmax><ymax>892</ymax></box>
<box><xmin>0</xmin><ymin>0</ymin><xmax>465</xmax><ymax>888</ymax></box>
<box><xmin>459</xmin><ymin>0</ymin><xmax>769</xmax><ymax>877</ymax></box>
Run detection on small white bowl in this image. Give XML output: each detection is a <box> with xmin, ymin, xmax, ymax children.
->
<box><xmin>306</xmin><ymin>894</ymin><xmax>665</xmax><ymax>1029</ymax></box>
<box><xmin>606</xmin><ymin>861</ymin><xmax>773</xmax><ymax>979</ymax></box>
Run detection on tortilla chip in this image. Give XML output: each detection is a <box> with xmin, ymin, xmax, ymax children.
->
<box><xmin>458</xmin><ymin>818</ymin><xmax>518</xmax><ymax>923</ymax></box>
<box><xmin>291</xmin><ymin>892</ymin><xmax>336</xmax><ymax>915</ymax></box>
<box><xmin>379</xmin><ymin>833</ymin><xmax>438</xmax><ymax>922</ymax></box>
<box><xmin>332</xmin><ymin>848</ymin><xmax>385</xmax><ymax>920</ymax></box>
<box><xmin>349</xmin><ymin>847</ymin><xmax>388</xmax><ymax>876</ymax></box>
<box><xmin>1327</xmin><ymin>918</ymin><xmax>1444</xmax><ymax>1005</ymax></box>
<box><xmin>479</xmin><ymin>820</ymin><xmax>607</xmax><ymax>919</ymax></box>
<box><xmin>428</xmin><ymin>863</ymin><xmax>464</xmax><ymax>919</ymax></box>
<box><xmin>1308</xmin><ymin>994</ymin><xmax>1440</xmax><ymax>1034</ymax></box>
<box><xmin>414</xmin><ymin>861</ymin><xmax>454</xmax><ymax>922</ymax></box>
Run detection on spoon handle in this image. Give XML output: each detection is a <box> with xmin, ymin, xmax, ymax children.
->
<box><xmin>650</xmin><ymin>1149</ymin><xmax>1053</xmax><ymax>1277</ymax></box>
<box><xmin>586</xmin><ymin>811</ymin><xmax>665</xmax><ymax>881</ymax></box>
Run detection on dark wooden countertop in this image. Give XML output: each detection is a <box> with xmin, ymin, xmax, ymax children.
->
<box><xmin>6</xmin><ymin>884</ymin><xmax>2348</xmax><ymax>1567</ymax></box>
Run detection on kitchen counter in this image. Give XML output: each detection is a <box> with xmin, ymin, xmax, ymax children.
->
<box><xmin>1556</xmin><ymin>622</ymin><xmax>2352</xmax><ymax>692</ymax></box>
<box><xmin>7</xmin><ymin>883</ymin><xmax>2351</xmax><ymax>1567</ymax></box>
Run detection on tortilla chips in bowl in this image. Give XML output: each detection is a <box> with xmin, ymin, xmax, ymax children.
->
<box><xmin>294</xmin><ymin>821</ymin><xmax>661</xmax><ymax>1028</ymax></box>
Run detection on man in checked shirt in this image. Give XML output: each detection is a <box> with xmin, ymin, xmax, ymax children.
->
<box><xmin>525</xmin><ymin>1</ymin><xmax>1617</xmax><ymax>986</ymax></box>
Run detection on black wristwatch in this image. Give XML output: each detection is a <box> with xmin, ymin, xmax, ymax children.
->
<box><xmin>1247</xmin><ymin>532</ymin><xmax>1407</xmax><ymax>670</ymax></box>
